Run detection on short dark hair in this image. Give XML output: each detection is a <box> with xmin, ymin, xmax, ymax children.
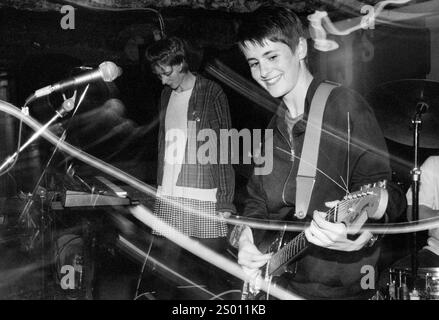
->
<box><xmin>237</xmin><ymin>6</ymin><xmax>305</xmax><ymax>53</ymax></box>
<box><xmin>145</xmin><ymin>36</ymin><xmax>189</xmax><ymax>72</ymax></box>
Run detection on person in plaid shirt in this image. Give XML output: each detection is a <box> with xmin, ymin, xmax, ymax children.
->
<box><xmin>144</xmin><ymin>36</ymin><xmax>236</xmax><ymax>298</ymax></box>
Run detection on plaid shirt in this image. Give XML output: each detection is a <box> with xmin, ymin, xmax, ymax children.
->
<box><xmin>156</xmin><ymin>74</ymin><xmax>236</xmax><ymax>214</ymax></box>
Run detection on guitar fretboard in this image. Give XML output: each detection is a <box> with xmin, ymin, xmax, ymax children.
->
<box><xmin>267</xmin><ymin>199</ymin><xmax>351</xmax><ymax>275</ymax></box>
<box><xmin>268</xmin><ymin>231</ymin><xmax>308</xmax><ymax>275</ymax></box>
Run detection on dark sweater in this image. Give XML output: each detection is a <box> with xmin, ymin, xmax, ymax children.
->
<box><xmin>243</xmin><ymin>79</ymin><xmax>405</xmax><ymax>299</ymax></box>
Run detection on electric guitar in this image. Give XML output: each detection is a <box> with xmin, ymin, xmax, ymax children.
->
<box><xmin>241</xmin><ymin>181</ymin><xmax>389</xmax><ymax>300</ymax></box>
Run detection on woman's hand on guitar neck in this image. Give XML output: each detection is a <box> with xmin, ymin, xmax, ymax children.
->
<box><xmin>305</xmin><ymin>202</ymin><xmax>374</xmax><ymax>252</ymax></box>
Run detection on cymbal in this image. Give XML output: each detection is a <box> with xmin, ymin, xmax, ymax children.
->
<box><xmin>368</xmin><ymin>79</ymin><xmax>439</xmax><ymax>149</ymax></box>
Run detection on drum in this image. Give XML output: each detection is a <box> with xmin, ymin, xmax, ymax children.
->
<box><xmin>385</xmin><ymin>267</ymin><xmax>439</xmax><ymax>300</ymax></box>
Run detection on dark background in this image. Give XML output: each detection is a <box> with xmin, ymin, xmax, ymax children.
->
<box><xmin>0</xmin><ymin>0</ymin><xmax>437</xmax><ymax>299</ymax></box>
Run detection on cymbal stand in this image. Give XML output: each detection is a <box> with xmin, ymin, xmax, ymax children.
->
<box><xmin>409</xmin><ymin>101</ymin><xmax>428</xmax><ymax>297</ymax></box>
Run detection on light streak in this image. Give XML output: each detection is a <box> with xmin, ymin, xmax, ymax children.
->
<box><xmin>308</xmin><ymin>0</ymin><xmax>412</xmax><ymax>51</ymax></box>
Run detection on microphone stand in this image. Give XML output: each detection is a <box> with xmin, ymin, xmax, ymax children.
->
<box><xmin>0</xmin><ymin>98</ymin><xmax>74</xmax><ymax>299</ymax></box>
<box><xmin>409</xmin><ymin>102</ymin><xmax>427</xmax><ymax>298</ymax></box>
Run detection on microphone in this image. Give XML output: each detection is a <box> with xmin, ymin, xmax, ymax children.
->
<box><xmin>25</xmin><ymin>61</ymin><xmax>122</xmax><ymax>105</ymax></box>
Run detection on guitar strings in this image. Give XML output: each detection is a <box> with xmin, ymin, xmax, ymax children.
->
<box><xmin>270</xmin><ymin>198</ymin><xmax>357</xmax><ymax>271</ymax></box>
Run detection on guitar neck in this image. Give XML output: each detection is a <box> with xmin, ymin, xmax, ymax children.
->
<box><xmin>267</xmin><ymin>204</ymin><xmax>339</xmax><ymax>276</ymax></box>
<box><xmin>268</xmin><ymin>231</ymin><xmax>308</xmax><ymax>276</ymax></box>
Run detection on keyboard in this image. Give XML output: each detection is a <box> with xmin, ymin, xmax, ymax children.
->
<box><xmin>61</xmin><ymin>175</ymin><xmax>132</xmax><ymax>208</ymax></box>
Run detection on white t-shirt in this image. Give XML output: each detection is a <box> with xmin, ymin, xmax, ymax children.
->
<box><xmin>161</xmin><ymin>88</ymin><xmax>192</xmax><ymax>193</ymax></box>
<box><xmin>406</xmin><ymin>156</ymin><xmax>439</xmax><ymax>255</ymax></box>
<box><xmin>160</xmin><ymin>88</ymin><xmax>216</xmax><ymax>202</ymax></box>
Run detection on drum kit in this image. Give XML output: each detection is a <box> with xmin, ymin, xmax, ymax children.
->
<box><xmin>386</xmin><ymin>267</ymin><xmax>439</xmax><ymax>300</ymax></box>
<box><xmin>369</xmin><ymin>79</ymin><xmax>439</xmax><ymax>300</ymax></box>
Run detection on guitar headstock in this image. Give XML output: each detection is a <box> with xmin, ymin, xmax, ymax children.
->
<box><xmin>336</xmin><ymin>181</ymin><xmax>389</xmax><ymax>234</ymax></box>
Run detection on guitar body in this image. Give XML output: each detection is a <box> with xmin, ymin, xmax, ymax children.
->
<box><xmin>241</xmin><ymin>182</ymin><xmax>389</xmax><ymax>300</ymax></box>
<box><xmin>241</xmin><ymin>230</ymin><xmax>305</xmax><ymax>300</ymax></box>
<box><xmin>243</xmin><ymin>274</ymin><xmax>291</xmax><ymax>300</ymax></box>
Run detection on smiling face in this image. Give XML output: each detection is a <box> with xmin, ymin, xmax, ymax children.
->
<box><xmin>241</xmin><ymin>39</ymin><xmax>306</xmax><ymax>100</ymax></box>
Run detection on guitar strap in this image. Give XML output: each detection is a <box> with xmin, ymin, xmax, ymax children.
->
<box><xmin>294</xmin><ymin>81</ymin><xmax>339</xmax><ymax>219</ymax></box>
